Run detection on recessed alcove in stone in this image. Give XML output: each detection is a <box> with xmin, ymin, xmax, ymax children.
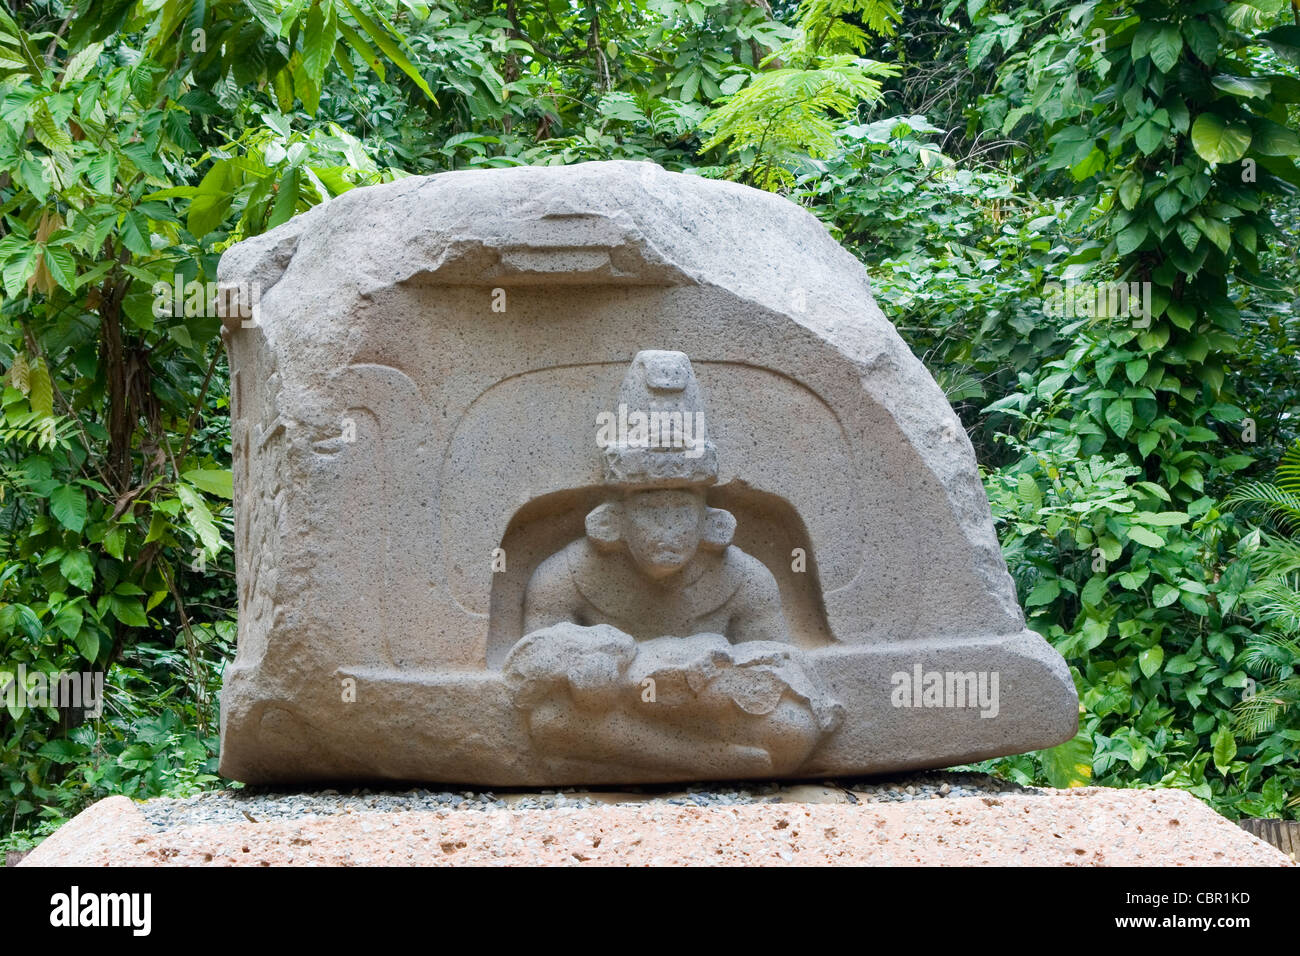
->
<box><xmin>486</xmin><ymin>481</ymin><xmax>833</xmax><ymax>669</ymax></box>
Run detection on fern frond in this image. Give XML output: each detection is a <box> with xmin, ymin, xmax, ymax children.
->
<box><xmin>1224</xmin><ymin>480</ymin><xmax>1300</xmax><ymax>535</ymax></box>
<box><xmin>700</xmin><ymin>56</ymin><xmax>896</xmax><ymax>189</ymax></box>
<box><xmin>1233</xmin><ymin>677</ymin><xmax>1300</xmax><ymax>738</ymax></box>
<box><xmin>1276</xmin><ymin>438</ymin><xmax>1300</xmax><ymax>495</ymax></box>
<box><xmin>797</xmin><ymin>0</ymin><xmax>903</xmax><ymax>42</ymax></box>
<box><xmin>1246</xmin><ymin>533</ymin><xmax>1300</xmax><ymax>581</ymax></box>
<box><xmin>0</xmin><ymin>411</ymin><xmax>74</xmax><ymax>451</ymax></box>
<box><xmin>1243</xmin><ymin>580</ymin><xmax>1300</xmax><ymax>635</ymax></box>
<box><xmin>1242</xmin><ymin>625</ymin><xmax>1300</xmax><ymax>675</ymax></box>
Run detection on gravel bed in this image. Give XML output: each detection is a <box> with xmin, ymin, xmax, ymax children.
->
<box><xmin>138</xmin><ymin>771</ymin><xmax>1042</xmax><ymax>830</ymax></box>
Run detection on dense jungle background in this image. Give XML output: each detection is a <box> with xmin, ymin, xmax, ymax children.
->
<box><xmin>0</xmin><ymin>0</ymin><xmax>1297</xmax><ymax>849</ymax></box>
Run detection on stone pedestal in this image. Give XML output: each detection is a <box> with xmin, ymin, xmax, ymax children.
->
<box><xmin>20</xmin><ymin>788</ymin><xmax>1293</xmax><ymax>867</ymax></box>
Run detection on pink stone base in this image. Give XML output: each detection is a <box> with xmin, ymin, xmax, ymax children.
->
<box><xmin>20</xmin><ymin>788</ymin><xmax>1292</xmax><ymax>867</ymax></box>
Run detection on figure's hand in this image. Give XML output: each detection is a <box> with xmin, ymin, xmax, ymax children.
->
<box><xmin>504</xmin><ymin>622</ymin><xmax>637</xmax><ymax>711</ymax></box>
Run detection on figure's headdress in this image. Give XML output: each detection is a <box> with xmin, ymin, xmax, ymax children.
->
<box><xmin>600</xmin><ymin>350</ymin><xmax>718</xmax><ymax>489</ymax></box>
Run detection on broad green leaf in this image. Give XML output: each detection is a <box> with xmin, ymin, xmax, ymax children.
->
<box><xmin>1194</xmin><ymin>215</ymin><xmax>1231</xmax><ymax>254</ymax></box>
<box><xmin>1134</xmin><ymin>119</ymin><xmax>1164</xmax><ymax>154</ymax></box>
<box><xmin>32</xmin><ymin>102</ymin><xmax>72</xmax><ymax>150</ymax></box>
<box><xmin>182</xmin><ymin>468</ymin><xmax>234</xmax><ymax>498</ymax></box>
<box><xmin>177</xmin><ymin>483</ymin><xmax>222</xmax><ymax>555</ymax></box>
<box><xmin>117</xmin><ymin>742</ymin><xmax>154</xmax><ymax>768</ymax></box>
<box><xmin>1117</xmin><ymin>172</ymin><xmax>1141</xmax><ymax>209</ymax></box>
<box><xmin>1190</xmin><ymin>113</ymin><xmax>1251</xmax><ymax>164</ymax></box>
<box><xmin>109</xmin><ymin>595</ymin><xmax>147</xmax><ymax>627</ymax></box>
<box><xmin>52</xmin><ymin>603</ymin><xmax>83</xmax><ymax>639</ymax></box>
<box><xmin>1126</xmin><ymin>525</ymin><xmax>1165</xmax><ymax>548</ymax></box>
<box><xmin>119</xmin><ymin>211</ymin><xmax>152</xmax><ymax>256</ymax></box>
<box><xmin>1167</xmin><ymin>299</ymin><xmax>1196</xmax><ymax>328</ymax></box>
<box><xmin>272</xmin><ymin>65</ymin><xmax>295</xmax><ymax>111</ymax></box>
<box><xmin>1131</xmin><ymin>21</ymin><xmax>1157</xmax><ymax>60</ymax></box>
<box><xmin>1154</xmin><ymin>189</ymin><xmax>1181</xmax><ymax>222</ymax></box>
<box><xmin>187</xmin><ymin>193</ymin><xmax>234</xmax><ymax>238</ymax></box>
<box><xmin>338</xmin><ymin>19</ymin><xmax>385</xmax><ymax>81</ymax></box>
<box><xmin>61</xmin><ymin>41</ymin><xmax>104</xmax><ymax>84</ymax></box>
<box><xmin>338</xmin><ymin>0</ymin><xmax>438</xmax><ymax>105</ymax></box>
<box><xmin>291</xmin><ymin>54</ymin><xmax>321</xmax><ymax>114</ymax></box>
<box><xmin>3</xmin><ymin>244</ymin><xmax>38</xmax><ymax>296</ymax></box>
<box><xmin>50</xmin><ymin>484</ymin><xmax>87</xmax><ymax>532</ymax></box>
<box><xmin>1139</xmin><ymin>645</ymin><xmax>1165</xmax><ymax>675</ymax></box>
<box><xmin>73</xmin><ymin>627</ymin><xmax>99</xmax><ymax>662</ymax></box>
<box><xmin>1038</xmin><ymin>731</ymin><xmax>1093</xmax><ymax>788</ymax></box>
<box><xmin>144</xmin><ymin>511</ymin><xmax>169</xmax><ymax>544</ymax></box>
<box><xmin>28</xmin><ymin>358</ymin><xmax>53</xmax><ymax>416</ymax></box>
<box><xmin>1259</xmin><ymin>25</ymin><xmax>1300</xmax><ymax>65</ymax></box>
<box><xmin>1182</xmin><ymin>19</ymin><xmax>1218</xmax><ymax>65</ymax></box>
<box><xmin>1016</xmin><ymin>473</ymin><xmax>1042</xmax><ymax>510</ymax></box>
<box><xmin>1250</xmin><ymin>119</ymin><xmax>1300</xmax><ymax>157</ymax></box>
<box><xmin>14</xmin><ymin>605</ymin><xmax>42</xmax><ymax>640</ymax></box>
<box><xmin>1116</xmin><ymin>223</ymin><xmax>1147</xmax><ymax>255</ymax></box>
<box><xmin>1025</xmin><ymin>577</ymin><xmax>1060</xmax><ymax>607</ymax></box>
<box><xmin>104</xmin><ymin>524</ymin><xmax>127</xmax><ymax>560</ymax></box>
<box><xmin>1138</xmin><ymin>430</ymin><xmax>1160</xmax><ymax>458</ymax></box>
<box><xmin>0</xmin><ymin>5</ymin><xmax>43</xmax><ymax>75</ymax></box>
<box><xmin>1211</xmin><ymin>74</ymin><xmax>1270</xmax><ymax>99</ymax></box>
<box><xmin>38</xmin><ymin>740</ymin><xmax>85</xmax><ymax>764</ymax></box>
<box><xmin>1105</xmin><ymin>398</ymin><xmax>1133</xmax><ymax>438</ymax></box>
<box><xmin>1081</xmin><ymin>574</ymin><xmax>1107</xmax><ymax>607</ymax></box>
<box><xmin>967</xmin><ymin>31</ymin><xmax>997</xmax><ymax>69</ymax></box>
<box><xmin>243</xmin><ymin>0</ymin><xmax>282</xmax><ymax>34</ymax></box>
<box><xmin>303</xmin><ymin>1</ymin><xmax>338</xmax><ymax>85</ymax></box>
<box><xmin>1133</xmin><ymin>511</ymin><xmax>1188</xmax><ymax>526</ymax></box>
<box><xmin>1152</xmin><ymin>583</ymin><xmax>1179</xmax><ymax>608</ymax></box>
<box><xmin>267</xmin><ymin>166</ymin><xmax>300</xmax><ymax>228</ymax></box>
<box><xmin>1212</xmin><ymin>726</ymin><xmax>1236</xmax><ymax>774</ymax></box>
<box><xmin>59</xmin><ymin>551</ymin><xmax>94</xmax><ymax>591</ymax></box>
<box><xmin>42</xmin><ymin>246</ymin><xmax>76</xmax><ymax>291</ymax></box>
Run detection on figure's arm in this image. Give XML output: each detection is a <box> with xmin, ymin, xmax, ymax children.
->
<box><xmin>522</xmin><ymin>550</ymin><xmax>582</xmax><ymax>635</ymax></box>
<box><xmin>726</xmin><ymin>552</ymin><xmax>790</xmax><ymax>644</ymax></box>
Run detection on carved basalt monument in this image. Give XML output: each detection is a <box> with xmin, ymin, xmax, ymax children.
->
<box><xmin>216</xmin><ymin>160</ymin><xmax>1078</xmax><ymax>785</ymax></box>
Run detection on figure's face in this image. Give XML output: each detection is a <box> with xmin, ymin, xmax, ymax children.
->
<box><xmin>621</xmin><ymin>489</ymin><xmax>706</xmax><ymax>579</ymax></box>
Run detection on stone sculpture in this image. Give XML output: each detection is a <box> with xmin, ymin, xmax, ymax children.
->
<box><xmin>215</xmin><ymin>160</ymin><xmax>1077</xmax><ymax>785</ymax></box>
<box><xmin>506</xmin><ymin>349</ymin><xmax>842</xmax><ymax>776</ymax></box>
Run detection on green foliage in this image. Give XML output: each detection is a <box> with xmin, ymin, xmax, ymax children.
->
<box><xmin>1227</xmin><ymin>440</ymin><xmax>1300</xmax><ymax>804</ymax></box>
<box><xmin>1</xmin><ymin>0</ymin><xmax>1297</xmax><ymax>850</ymax></box>
<box><xmin>796</xmin><ymin>114</ymin><xmax>1072</xmax><ymax>452</ymax></box>
<box><xmin>699</xmin><ymin>0</ymin><xmax>898</xmax><ymax>187</ymax></box>
<box><xmin>916</xmin><ymin>0</ymin><xmax>1300</xmax><ymax>816</ymax></box>
<box><xmin>700</xmin><ymin>55</ymin><xmax>896</xmax><ymax>188</ymax></box>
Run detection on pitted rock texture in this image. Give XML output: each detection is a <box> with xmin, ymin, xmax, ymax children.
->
<box><xmin>21</xmin><ymin>786</ymin><xmax>1292</xmax><ymax>867</ymax></box>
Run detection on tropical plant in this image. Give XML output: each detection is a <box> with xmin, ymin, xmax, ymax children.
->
<box><xmin>1228</xmin><ymin>439</ymin><xmax>1300</xmax><ymax>761</ymax></box>
<box><xmin>699</xmin><ymin>0</ymin><xmax>899</xmax><ymax>188</ymax></box>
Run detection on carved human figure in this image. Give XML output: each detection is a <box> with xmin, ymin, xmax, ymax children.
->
<box><xmin>522</xmin><ymin>486</ymin><xmax>788</xmax><ymax>644</ymax></box>
<box><xmin>504</xmin><ymin>350</ymin><xmax>841</xmax><ymax>777</ymax></box>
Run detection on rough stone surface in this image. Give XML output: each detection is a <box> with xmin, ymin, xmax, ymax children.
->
<box><xmin>20</xmin><ymin>786</ymin><xmax>1292</xmax><ymax>867</ymax></box>
<box><xmin>216</xmin><ymin>159</ymin><xmax>1077</xmax><ymax>785</ymax></box>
